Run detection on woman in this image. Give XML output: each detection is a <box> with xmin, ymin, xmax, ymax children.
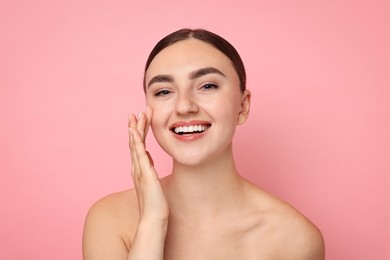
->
<box><xmin>83</xmin><ymin>28</ymin><xmax>325</xmax><ymax>260</ymax></box>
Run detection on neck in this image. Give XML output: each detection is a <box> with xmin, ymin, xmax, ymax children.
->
<box><xmin>162</xmin><ymin>147</ymin><xmax>246</xmax><ymax>221</ymax></box>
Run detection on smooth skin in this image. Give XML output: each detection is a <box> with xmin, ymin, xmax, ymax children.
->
<box><xmin>83</xmin><ymin>39</ymin><xmax>325</xmax><ymax>260</ymax></box>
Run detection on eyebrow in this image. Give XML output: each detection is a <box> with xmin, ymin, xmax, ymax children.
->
<box><xmin>147</xmin><ymin>67</ymin><xmax>226</xmax><ymax>88</ymax></box>
<box><xmin>189</xmin><ymin>67</ymin><xmax>226</xmax><ymax>80</ymax></box>
<box><xmin>147</xmin><ymin>75</ymin><xmax>174</xmax><ymax>88</ymax></box>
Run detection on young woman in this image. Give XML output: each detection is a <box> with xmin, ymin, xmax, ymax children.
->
<box><xmin>83</xmin><ymin>28</ymin><xmax>325</xmax><ymax>260</ymax></box>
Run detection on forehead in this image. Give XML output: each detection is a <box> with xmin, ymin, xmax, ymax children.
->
<box><xmin>145</xmin><ymin>39</ymin><xmax>235</xmax><ymax>79</ymax></box>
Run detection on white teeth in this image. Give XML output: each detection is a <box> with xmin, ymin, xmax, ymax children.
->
<box><xmin>173</xmin><ymin>125</ymin><xmax>209</xmax><ymax>134</ymax></box>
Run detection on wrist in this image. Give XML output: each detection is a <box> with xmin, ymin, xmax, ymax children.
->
<box><xmin>128</xmin><ymin>219</ymin><xmax>167</xmax><ymax>260</ymax></box>
<box><xmin>138</xmin><ymin>218</ymin><xmax>168</xmax><ymax>233</ymax></box>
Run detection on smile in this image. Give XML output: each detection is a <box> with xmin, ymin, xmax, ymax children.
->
<box><xmin>172</xmin><ymin>124</ymin><xmax>211</xmax><ymax>135</ymax></box>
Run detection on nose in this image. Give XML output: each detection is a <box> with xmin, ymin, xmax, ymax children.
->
<box><xmin>175</xmin><ymin>91</ymin><xmax>199</xmax><ymax>115</ymax></box>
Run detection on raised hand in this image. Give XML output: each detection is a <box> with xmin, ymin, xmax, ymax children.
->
<box><xmin>128</xmin><ymin>107</ymin><xmax>169</xmax><ymax>224</ymax></box>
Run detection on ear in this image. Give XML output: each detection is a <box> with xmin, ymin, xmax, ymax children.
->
<box><xmin>237</xmin><ymin>89</ymin><xmax>251</xmax><ymax>125</ymax></box>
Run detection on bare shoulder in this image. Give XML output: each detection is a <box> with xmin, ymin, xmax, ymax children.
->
<box><xmin>85</xmin><ymin>189</ymin><xmax>139</xmax><ymax>220</ymax></box>
<box><xmin>82</xmin><ymin>189</ymin><xmax>139</xmax><ymax>260</ymax></box>
<box><xmin>245</xmin><ymin>182</ymin><xmax>325</xmax><ymax>259</ymax></box>
<box><xmin>273</xmin><ymin>203</ymin><xmax>325</xmax><ymax>260</ymax></box>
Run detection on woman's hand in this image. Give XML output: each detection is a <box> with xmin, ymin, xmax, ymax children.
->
<box><xmin>128</xmin><ymin>107</ymin><xmax>169</xmax><ymax>225</ymax></box>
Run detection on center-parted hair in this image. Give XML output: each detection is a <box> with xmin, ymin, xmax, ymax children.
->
<box><xmin>143</xmin><ymin>28</ymin><xmax>246</xmax><ymax>93</ymax></box>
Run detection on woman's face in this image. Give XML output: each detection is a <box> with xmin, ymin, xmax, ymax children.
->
<box><xmin>144</xmin><ymin>39</ymin><xmax>250</xmax><ymax>166</ymax></box>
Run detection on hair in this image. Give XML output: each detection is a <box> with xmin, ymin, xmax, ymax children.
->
<box><xmin>143</xmin><ymin>28</ymin><xmax>246</xmax><ymax>93</ymax></box>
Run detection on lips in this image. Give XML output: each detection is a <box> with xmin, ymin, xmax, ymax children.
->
<box><xmin>170</xmin><ymin>121</ymin><xmax>211</xmax><ymax>136</ymax></box>
<box><xmin>173</xmin><ymin>124</ymin><xmax>210</xmax><ymax>135</ymax></box>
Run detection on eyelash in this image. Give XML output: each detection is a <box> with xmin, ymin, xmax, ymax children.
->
<box><xmin>154</xmin><ymin>89</ymin><xmax>172</xmax><ymax>96</ymax></box>
<box><xmin>154</xmin><ymin>83</ymin><xmax>218</xmax><ymax>97</ymax></box>
<box><xmin>201</xmin><ymin>83</ymin><xmax>218</xmax><ymax>90</ymax></box>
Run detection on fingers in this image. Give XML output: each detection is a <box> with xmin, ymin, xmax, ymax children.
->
<box><xmin>137</xmin><ymin>106</ymin><xmax>152</xmax><ymax>142</ymax></box>
<box><xmin>128</xmin><ymin>127</ymin><xmax>140</xmax><ymax>181</ymax></box>
<box><xmin>129</xmin><ymin>107</ymin><xmax>152</xmax><ymax>143</ymax></box>
<box><xmin>137</xmin><ymin>112</ymin><xmax>147</xmax><ymax>141</ymax></box>
<box><xmin>128</xmin><ymin>114</ymin><xmax>141</xmax><ymax>182</ymax></box>
<box><xmin>144</xmin><ymin>106</ymin><xmax>152</xmax><ymax>140</ymax></box>
<box><xmin>130</xmin><ymin>127</ymin><xmax>157</xmax><ymax>182</ymax></box>
<box><xmin>128</xmin><ymin>108</ymin><xmax>155</xmax><ymax>178</ymax></box>
<box><xmin>128</xmin><ymin>113</ymin><xmax>137</xmax><ymax>130</ymax></box>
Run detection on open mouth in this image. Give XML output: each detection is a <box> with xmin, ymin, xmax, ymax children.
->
<box><xmin>171</xmin><ymin>124</ymin><xmax>211</xmax><ymax>135</ymax></box>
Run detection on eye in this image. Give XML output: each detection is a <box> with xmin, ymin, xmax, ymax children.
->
<box><xmin>155</xmin><ymin>89</ymin><xmax>172</xmax><ymax>96</ymax></box>
<box><xmin>201</xmin><ymin>83</ymin><xmax>218</xmax><ymax>91</ymax></box>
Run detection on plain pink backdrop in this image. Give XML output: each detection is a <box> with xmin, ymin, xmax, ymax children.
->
<box><xmin>1</xmin><ymin>0</ymin><xmax>389</xmax><ymax>259</ymax></box>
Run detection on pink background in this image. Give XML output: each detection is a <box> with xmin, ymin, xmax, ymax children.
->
<box><xmin>1</xmin><ymin>0</ymin><xmax>388</xmax><ymax>259</ymax></box>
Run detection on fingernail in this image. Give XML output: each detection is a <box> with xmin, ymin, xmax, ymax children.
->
<box><xmin>138</xmin><ymin>112</ymin><xmax>142</xmax><ymax>119</ymax></box>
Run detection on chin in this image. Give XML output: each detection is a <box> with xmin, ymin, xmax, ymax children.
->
<box><xmin>171</xmin><ymin>153</ymin><xmax>206</xmax><ymax>167</ymax></box>
<box><xmin>168</xmin><ymin>148</ymin><xmax>218</xmax><ymax>167</ymax></box>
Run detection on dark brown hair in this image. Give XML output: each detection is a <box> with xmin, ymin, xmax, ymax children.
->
<box><xmin>143</xmin><ymin>28</ymin><xmax>246</xmax><ymax>92</ymax></box>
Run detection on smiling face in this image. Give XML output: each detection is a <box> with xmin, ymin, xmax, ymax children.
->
<box><xmin>145</xmin><ymin>38</ymin><xmax>250</xmax><ymax>166</ymax></box>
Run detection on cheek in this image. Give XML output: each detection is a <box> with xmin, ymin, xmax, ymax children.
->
<box><xmin>150</xmin><ymin>111</ymin><xmax>161</xmax><ymax>131</ymax></box>
<box><xmin>149</xmin><ymin>115</ymin><xmax>164</xmax><ymax>146</ymax></box>
<box><xmin>211</xmin><ymin>98</ymin><xmax>241</xmax><ymax>122</ymax></box>
<box><xmin>146</xmin><ymin>98</ymin><xmax>160</xmax><ymax>125</ymax></box>
<box><xmin>149</xmin><ymin>104</ymin><xmax>169</xmax><ymax>133</ymax></box>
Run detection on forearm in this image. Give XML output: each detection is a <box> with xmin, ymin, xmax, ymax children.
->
<box><xmin>127</xmin><ymin>220</ymin><xmax>168</xmax><ymax>260</ymax></box>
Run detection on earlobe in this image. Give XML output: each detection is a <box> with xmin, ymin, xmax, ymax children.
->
<box><xmin>237</xmin><ymin>90</ymin><xmax>251</xmax><ymax>125</ymax></box>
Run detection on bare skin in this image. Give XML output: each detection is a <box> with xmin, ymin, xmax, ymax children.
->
<box><xmin>82</xmin><ymin>39</ymin><xmax>325</xmax><ymax>260</ymax></box>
